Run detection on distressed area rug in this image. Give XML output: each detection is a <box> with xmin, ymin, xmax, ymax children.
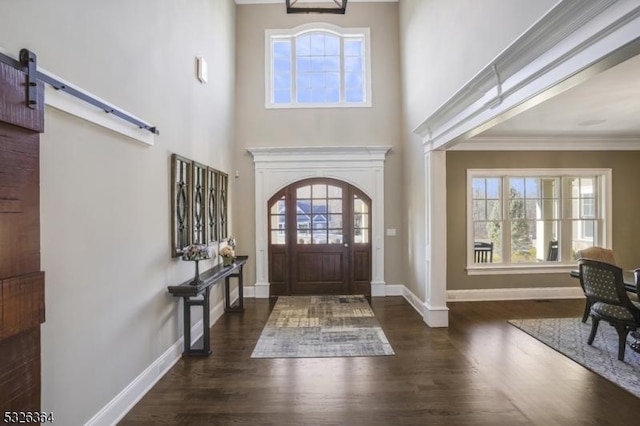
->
<box><xmin>509</xmin><ymin>318</ymin><xmax>640</xmax><ymax>398</ymax></box>
<box><xmin>251</xmin><ymin>295</ymin><xmax>395</xmax><ymax>358</ymax></box>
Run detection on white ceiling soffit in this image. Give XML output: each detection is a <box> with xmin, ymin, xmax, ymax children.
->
<box><xmin>413</xmin><ymin>0</ymin><xmax>640</xmax><ymax>152</ymax></box>
<box><xmin>472</xmin><ymin>53</ymin><xmax>640</xmax><ymax>138</ymax></box>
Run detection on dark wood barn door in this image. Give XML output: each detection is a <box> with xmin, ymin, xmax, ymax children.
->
<box><xmin>0</xmin><ymin>55</ymin><xmax>46</xmax><ymax>411</ymax></box>
<box><xmin>268</xmin><ymin>178</ymin><xmax>372</xmax><ymax>297</ymax></box>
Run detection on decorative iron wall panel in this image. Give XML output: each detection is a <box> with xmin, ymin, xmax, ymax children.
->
<box><xmin>171</xmin><ymin>154</ymin><xmax>191</xmax><ymax>257</ymax></box>
<box><xmin>192</xmin><ymin>162</ymin><xmax>207</xmax><ymax>245</ymax></box>
<box><xmin>219</xmin><ymin>172</ymin><xmax>229</xmax><ymax>240</ymax></box>
<box><xmin>170</xmin><ymin>153</ymin><xmax>230</xmax><ymax>257</ymax></box>
<box><xmin>207</xmin><ymin>167</ymin><xmax>218</xmax><ymax>244</ymax></box>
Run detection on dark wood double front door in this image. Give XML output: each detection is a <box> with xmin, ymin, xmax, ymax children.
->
<box><xmin>0</xmin><ymin>54</ymin><xmax>46</xmax><ymax>411</ymax></box>
<box><xmin>268</xmin><ymin>178</ymin><xmax>372</xmax><ymax>297</ymax></box>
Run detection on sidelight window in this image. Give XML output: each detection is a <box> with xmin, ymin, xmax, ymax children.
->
<box><xmin>354</xmin><ymin>195</ymin><xmax>369</xmax><ymax>244</ymax></box>
<box><xmin>270</xmin><ymin>196</ymin><xmax>286</xmax><ymax>245</ymax></box>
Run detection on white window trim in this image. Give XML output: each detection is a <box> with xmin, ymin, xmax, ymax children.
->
<box><xmin>466</xmin><ymin>168</ymin><xmax>612</xmax><ymax>276</ymax></box>
<box><xmin>265</xmin><ymin>22</ymin><xmax>372</xmax><ymax>109</ymax></box>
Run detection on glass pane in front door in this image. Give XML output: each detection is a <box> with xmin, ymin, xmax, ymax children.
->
<box><xmin>296</xmin><ymin>183</ymin><xmax>343</xmax><ymax>244</ymax></box>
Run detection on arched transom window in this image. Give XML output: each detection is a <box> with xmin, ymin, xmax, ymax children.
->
<box><xmin>266</xmin><ymin>23</ymin><xmax>371</xmax><ymax>108</ymax></box>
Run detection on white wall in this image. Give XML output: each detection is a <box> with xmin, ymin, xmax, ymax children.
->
<box><xmin>398</xmin><ymin>0</ymin><xmax>557</xmax><ymax>299</ymax></box>
<box><xmin>0</xmin><ymin>0</ymin><xmax>236</xmax><ymax>424</ymax></box>
<box><xmin>234</xmin><ymin>2</ymin><xmax>405</xmax><ymax>290</ymax></box>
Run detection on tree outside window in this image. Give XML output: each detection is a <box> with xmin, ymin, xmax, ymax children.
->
<box><xmin>469</xmin><ymin>170</ymin><xmax>607</xmax><ymax>268</ymax></box>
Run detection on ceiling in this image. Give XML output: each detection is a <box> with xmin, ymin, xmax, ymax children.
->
<box><xmin>475</xmin><ymin>53</ymin><xmax>640</xmax><ymax>139</ymax></box>
<box><xmin>241</xmin><ymin>0</ymin><xmax>634</xmax><ymax>143</ymax></box>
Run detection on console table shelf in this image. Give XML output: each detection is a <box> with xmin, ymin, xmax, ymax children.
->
<box><xmin>168</xmin><ymin>255</ymin><xmax>247</xmax><ymax>356</ymax></box>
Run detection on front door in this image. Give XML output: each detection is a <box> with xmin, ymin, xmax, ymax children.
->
<box><xmin>268</xmin><ymin>178</ymin><xmax>372</xmax><ymax>296</ymax></box>
<box><xmin>0</xmin><ymin>52</ymin><xmax>45</xmax><ymax>411</ymax></box>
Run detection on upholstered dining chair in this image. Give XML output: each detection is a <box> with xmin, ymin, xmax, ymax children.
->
<box><xmin>576</xmin><ymin>246</ymin><xmax>618</xmax><ymax>323</ymax></box>
<box><xmin>576</xmin><ymin>246</ymin><xmax>617</xmax><ymax>266</ymax></box>
<box><xmin>546</xmin><ymin>240</ymin><xmax>558</xmax><ymax>261</ymax></box>
<box><xmin>579</xmin><ymin>259</ymin><xmax>640</xmax><ymax>361</ymax></box>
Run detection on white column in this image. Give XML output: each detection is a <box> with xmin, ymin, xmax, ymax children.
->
<box><xmin>370</xmin><ymin>167</ymin><xmax>386</xmax><ymax>296</ymax></box>
<box><xmin>253</xmin><ymin>168</ymin><xmax>270</xmax><ymax>298</ymax></box>
<box><xmin>423</xmin><ymin>148</ymin><xmax>449</xmax><ymax>327</ymax></box>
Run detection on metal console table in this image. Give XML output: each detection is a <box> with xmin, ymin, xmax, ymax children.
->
<box><xmin>168</xmin><ymin>255</ymin><xmax>247</xmax><ymax>356</ymax></box>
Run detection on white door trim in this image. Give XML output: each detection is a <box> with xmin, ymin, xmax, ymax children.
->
<box><xmin>247</xmin><ymin>146</ymin><xmax>391</xmax><ymax>298</ymax></box>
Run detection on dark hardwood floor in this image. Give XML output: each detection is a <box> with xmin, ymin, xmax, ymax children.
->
<box><xmin>120</xmin><ymin>297</ymin><xmax>640</xmax><ymax>425</ymax></box>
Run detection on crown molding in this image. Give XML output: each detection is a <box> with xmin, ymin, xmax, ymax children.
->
<box><xmin>449</xmin><ymin>135</ymin><xmax>640</xmax><ymax>151</ymax></box>
<box><xmin>414</xmin><ymin>0</ymin><xmax>640</xmax><ymax>151</ymax></box>
<box><xmin>247</xmin><ymin>145</ymin><xmax>391</xmax><ymax>163</ymax></box>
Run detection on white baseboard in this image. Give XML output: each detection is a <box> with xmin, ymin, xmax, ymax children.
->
<box><xmin>395</xmin><ymin>284</ymin><xmax>448</xmax><ymax>327</ymax></box>
<box><xmin>446</xmin><ymin>286</ymin><xmax>585</xmax><ymax>302</ymax></box>
<box><xmin>422</xmin><ymin>302</ymin><xmax>449</xmax><ymax>328</ymax></box>
<box><xmin>86</xmin><ymin>288</ymin><xmax>239</xmax><ymax>426</ymax></box>
<box><xmin>243</xmin><ymin>286</ymin><xmax>255</xmax><ymax>298</ymax></box>
<box><xmin>254</xmin><ymin>281</ymin><xmax>270</xmax><ymax>298</ymax></box>
<box><xmin>399</xmin><ymin>285</ymin><xmax>424</xmax><ymax>317</ymax></box>
<box><xmin>386</xmin><ymin>284</ymin><xmax>581</xmax><ymax>326</ymax></box>
<box><xmin>246</xmin><ymin>283</ymin><xmax>400</xmax><ymax>298</ymax></box>
<box><xmin>225</xmin><ymin>282</ymin><xmax>583</xmax><ymax>308</ymax></box>
<box><xmin>384</xmin><ymin>284</ymin><xmax>405</xmax><ymax>296</ymax></box>
<box><xmin>371</xmin><ymin>280</ymin><xmax>386</xmax><ymax>297</ymax></box>
<box><xmin>84</xmin><ymin>333</ymin><xmax>184</xmax><ymax>426</ymax></box>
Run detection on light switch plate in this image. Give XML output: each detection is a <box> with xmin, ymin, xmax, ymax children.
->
<box><xmin>386</xmin><ymin>228</ymin><xmax>396</xmax><ymax>236</ymax></box>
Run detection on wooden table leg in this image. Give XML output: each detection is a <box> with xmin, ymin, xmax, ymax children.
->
<box><xmin>224</xmin><ymin>267</ymin><xmax>244</xmax><ymax>313</ymax></box>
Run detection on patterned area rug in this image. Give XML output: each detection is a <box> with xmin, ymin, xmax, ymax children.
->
<box><xmin>509</xmin><ymin>318</ymin><xmax>640</xmax><ymax>398</ymax></box>
<box><xmin>251</xmin><ymin>295</ymin><xmax>395</xmax><ymax>358</ymax></box>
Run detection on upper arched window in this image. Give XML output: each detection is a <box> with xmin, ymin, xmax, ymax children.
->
<box><xmin>265</xmin><ymin>23</ymin><xmax>371</xmax><ymax>108</ymax></box>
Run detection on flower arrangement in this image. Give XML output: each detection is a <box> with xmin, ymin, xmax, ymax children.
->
<box><xmin>181</xmin><ymin>244</ymin><xmax>211</xmax><ymax>261</ymax></box>
<box><xmin>219</xmin><ymin>245</ymin><xmax>235</xmax><ymax>258</ymax></box>
<box><xmin>220</xmin><ymin>244</ymin><xmax>236</xmax><ymax>266</ymax></box>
